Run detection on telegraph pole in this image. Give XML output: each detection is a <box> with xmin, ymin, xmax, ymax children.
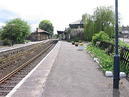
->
<box><xmin>113</xmin><ymin>0</ymin><xmax>120</xmax><ymax>89</ymax></box>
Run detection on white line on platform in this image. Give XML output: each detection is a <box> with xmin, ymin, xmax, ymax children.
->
<box><xmin>6</xmin><ymin>41</ymin><xmax>60</xmax><ymax>97</ymax></box>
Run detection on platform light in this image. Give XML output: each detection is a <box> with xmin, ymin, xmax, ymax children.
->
<box><xmin>113</xmin><ymin>0</ymin><xmax>120</xmax><ymax>89</ymax></box>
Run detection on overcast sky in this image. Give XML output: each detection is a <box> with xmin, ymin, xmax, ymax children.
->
<box><xmin>0</xmin><ymin>0</ymin><xmax>129</xmax><ymax>33</ymax></box>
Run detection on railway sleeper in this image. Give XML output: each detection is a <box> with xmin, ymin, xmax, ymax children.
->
<box><xmin>0</xmin><ymin>86</ymin><xmax>13</xmax><ymax>91</ymax></box>
<box><xmin>0</xmin><ymin>91</ymin><xmax>10</xmax><ymax>96</ymax></box>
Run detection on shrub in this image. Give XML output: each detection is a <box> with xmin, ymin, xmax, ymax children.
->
<box><xmin>75</xmin><ymin>42</ymin><xmax>79</xmax><ymax>46</ymax></box>
<box><xmin>3</xmin><ymin>39</ymin><xmax>12</xmax><ymax>46</ymax></box>
<box><xmin>92</xmin><ymin>31</ymin><xmax>110</xmax><ymax>45</ymax></box>
<box><xmin>1</xmin><ymin>18</ymin><xmax>30</xmax><ymax>44</ymax></box>
<box><xmin>79</xmin><ymin>40</ymin><xmax>82</xmax><ymax>43</ymax></box>
<box><xmin>72</xmin><ymin>41</ymin><xmax>75</xmax><ymax>45</ymax></box>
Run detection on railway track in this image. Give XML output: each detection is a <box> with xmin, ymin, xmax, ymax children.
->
<box><xmin>0</xmin><ymin>40</ymin><xmax>58</xmax><ymax>96</ymax></box>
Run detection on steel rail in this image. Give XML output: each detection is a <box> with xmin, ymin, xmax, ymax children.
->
<box><xmin>0</xmin><ymin>41</ymin><xmax>56</xmax><ymax>84</ymax></box>
<box><xmin>0</xmin><ymin>43</ymin><xmax>43</xmax><ymax>69</ymax></box>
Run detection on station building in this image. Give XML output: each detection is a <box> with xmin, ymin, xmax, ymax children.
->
<box><xmin>69</xmin><ymin>20</ymin><xmax>84</xmax><ymax>40</ymax></box>
<box><xmin>28</xmin><ymin>28</ymin><xmax>50</xmax><ymax>41</ymax></box>
<box><xmin>57</xmin><ymin>20</ymin><xmax>84</xmax><ymax>41</ymax></box>
<box><xmin>57</xmin><ymin>31</ymin><xmax>65</xmax><ymax>40</ymax></box>
<box><xmin>121</xmin><ymin>26</ymin><xmax>129</xmax><ymax>38</ymax></box>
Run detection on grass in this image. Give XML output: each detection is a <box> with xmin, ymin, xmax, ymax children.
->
<box><xmin>119</xmin><ymin>40</ymin><xmax>129</xmax><ymax>48</ymax></box>
<box><xmin>87</xmin><ymin>44</ymin><xmax>113</xmax><ymax>71</ymax></box>
<box><xmin>86</xmin><ymin>38</ymin><xmax>129</xmax><ymax>73</ymax></box>
<box><xmin>87</xmin><ymin>42</ymin><xmax>129</xmax><ymax>74</ymax></box>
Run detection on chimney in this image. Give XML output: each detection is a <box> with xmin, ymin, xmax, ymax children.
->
<box><xmin>36</xmin><ymin>28</ymin><xmax>38</xmax><ymax>33</ymax></box>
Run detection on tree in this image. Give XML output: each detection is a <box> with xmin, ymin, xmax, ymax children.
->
<box><xmin>0</xmin><ymin>29</ymin><xmax>2</xmax><ymax>39</ymax></box>
<box><xmin>82</xmin><ymin>14</ymin><xmax>94</xmax><ymax>41</ymax></box>
<box><xmin>1</xmin><ymin>18</ymin><xmax>30</xmax><ymax>44</ymax></box>
<box><xmin>82</xmin><ymin>6</ymin><xmax>115</xmax><ymax>41</ymax></box>
<box><xmin>39</xmin><ymin>20</ymin><xmax>54</xmax><ymax>34</ymax></box>
<box><xmin>94</xmin><ymin>6</ymin><xmax>115</xmax><ymax>38</ymax></box>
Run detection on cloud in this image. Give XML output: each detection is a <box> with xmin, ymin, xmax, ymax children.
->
<box><xmin>0</xmin><ymin>0</ymin><xmax>129</xmax><ymax>33</ymax></box>
<box><xmin>0</xmin><ymin>9</ymin><xmax>19</xmax><ymax>23</ymax></box>
<box><xmin>0</xmin><ymin>9</ymin><xmax>19</xmax><ymax>28</ymax></box>
<box><xmin>0</xmin><ymin>8</ymin><xmax>40</xmax><ymax>31</ymax></box>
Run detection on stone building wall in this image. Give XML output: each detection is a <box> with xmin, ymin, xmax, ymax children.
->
<box><xmin>70</xmin><ymin>28</ymin><xmax>84</xmax><ymax>40</ymax></box>
<box><xmin>28</xmin><ymin>33</ymin><xmax>49</xmax><ymax>41</ymax></box>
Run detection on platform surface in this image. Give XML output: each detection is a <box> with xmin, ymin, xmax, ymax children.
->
<box><xmin>7</xmin><ymin>41</ymin><xmax>129</xmax><ymax>97</ymax></box>
<box><xmin>0</xmin><ymin>40</ymin><xmax>49</xmax><ymax>53</ymax></box>
<box><xmin>42</xmin><ymin>41</ymin><xmax>129</xmax><ymax>97</ymax></box>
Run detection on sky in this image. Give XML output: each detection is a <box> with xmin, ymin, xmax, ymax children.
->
<box><xmin>0</xmin><ymin>0</ymin><xmax>129</xmax><ymax>34</ymax></box>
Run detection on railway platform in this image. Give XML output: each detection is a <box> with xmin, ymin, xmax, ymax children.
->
<box><xmin>6</xmin><ymin>41</ymin><xmax>129</xmax><ymax>97</ymax></box>
<box><xmin>0</xmin><ymin>40</ymin><xmax>49</xmax><ymax>53</ymax></box>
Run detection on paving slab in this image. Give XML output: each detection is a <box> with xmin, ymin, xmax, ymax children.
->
<box><xmin>42</xmin><ymin>41</ymin><xmax>129</xmax><ymax>97</ymax></box>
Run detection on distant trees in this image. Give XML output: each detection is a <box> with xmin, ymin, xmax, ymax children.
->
<box><xmin>94</xmin><ymin>7</ymin><xmax>115</xmax><ymax>37</ymax></box>
<box><xmin>0</xmin><ymin>29</ymin><xmax>2</xmax><ymax>40</ymax></box>
<box><xmin>82</xmin><ymin>6</ymin><xmax>115</xmax><ymax>41</ymax></box>
<box><xmin>82</xmin><ymin>14</ymin><xmax>94</xmax><ymax>41</ymax></box>
<box><xmin>1</xmin><ymin>18</ymin><xmax>30</xmax><ymax>45</ymax></box>
<box><xmin>39</xmin><ymin>20</ymin><xmax>54</xmax><ymax>34</ymax></box>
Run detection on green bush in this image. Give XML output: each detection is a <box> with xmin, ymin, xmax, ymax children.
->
<box><xmin>1</xmin><ymin>18</ymin><xmax>30</xmax><ymax>44</ymax></box>
<box><xmin>79</xmin><ymin>40</ymin><xmax>82</xmax><ymax>43</ymax></box>
<box><xmin>3</xmin><ymin>39</ymin><xmax>12</xmax><ymax>46</ymax></box>
<box><xmin>92</xmin><ymin>31</ymin><xmax>110</xmax><ymax>45</ymax></box>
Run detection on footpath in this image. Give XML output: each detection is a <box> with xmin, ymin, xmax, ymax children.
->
<box><xmin>42</xmin><ymin>41</ymin><xmax>129</xmax><ymax>97</ymax></box>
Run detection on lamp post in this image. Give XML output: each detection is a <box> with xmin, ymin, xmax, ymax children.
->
<box><xmin>113</xmin><ymin>0</ymin><xmax>120</xmax><ymax>89</ymax></box>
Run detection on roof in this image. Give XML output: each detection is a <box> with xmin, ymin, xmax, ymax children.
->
<box><xmin>37</xmin><ymin>28</ymin><xmax>45</xmax><ymax>32</ymax></box>
<box><xmin>69</xmin><ymin>20</ymin><xmax>84</xmax><ymax>29</ymax></box>
<box><xmin>70</xmin><ymin>20</ymin><xmax>84</xmax><ymax>25</ymax></box>
<box><xmin>32</xmin><ymin>28</ymin><xmax>50</xmax><ymax>35</ymax></box>
<box><xmin>122</xmin><ymin>26</ymin><xmax>129</xmax><ymax>31</ymax></box>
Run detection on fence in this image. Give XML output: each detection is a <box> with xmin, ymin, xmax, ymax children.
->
<box><xmin>96</xmin><ymin>41</ymin><xmax>129</xmax><ymax>73</ymax></box>
<box><xmin>120</xmin><ymin>47</ymin><xmax>129</xmax><ymax>73</ymax></box>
